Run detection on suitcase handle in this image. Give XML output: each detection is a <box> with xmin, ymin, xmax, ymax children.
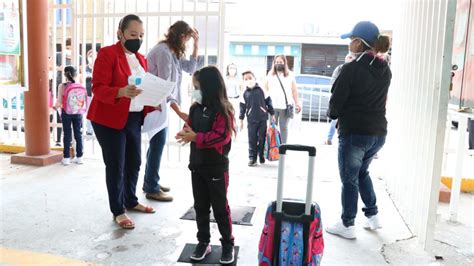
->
<box><xmin>279</xmin><ymin>144</ymin><xmax>316</xmax><ymax>157</ymax></box>
<box><xmin>276</xmin><ymin>144</ymin><xmax>316</xmax><ymax>216</ymax></box>
<box><xmin>274</xmin><ymin>210</ymin><xmax>314</xmax><ymax>223</ymax></box>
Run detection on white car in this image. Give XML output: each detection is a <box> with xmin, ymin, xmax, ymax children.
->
<box><xmin>295</xmin><ymin>74</ymin><xmax>332</xmax><ymax>122</ymax></box>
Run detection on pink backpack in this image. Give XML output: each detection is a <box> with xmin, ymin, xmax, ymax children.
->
<box><xmin>258</xmin><ymin>203</ymin><xmax>324</xmax><ymax>265</ymax></box>
<box><xmin>62</xmin><ymin>82</ymin><xmax>87</xmax><ymax>115</ymax></box>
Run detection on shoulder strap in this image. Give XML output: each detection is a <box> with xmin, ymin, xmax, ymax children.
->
<box><xmin>275</xmin><ymin>74</ymin><xmax>289</xmax><ymax>105</ymax></box>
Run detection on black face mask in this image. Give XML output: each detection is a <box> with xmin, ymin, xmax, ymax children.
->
<box><xmin>275</xmin><ymin>64</ymin><xmax>285</xmax><ymax>72</ymax></box>
<box><xmin>123</xmin><ymin>36</ymin><xmax>142</xmax><ymax>53</ymax></box>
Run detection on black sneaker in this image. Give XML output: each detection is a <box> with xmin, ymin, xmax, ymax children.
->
<box><xmin>259</xmin><ymin>157</ymin><xmax>265</xmax><ymax>164</ymax></box>
<box><xmin>219</xmin><ymin>244</ymin><xmax>235</xmax><ymax>264</ymax></box>
<box><xmin>190</xmin><ymin>242</ymin><xmax>211</xmax><ymax>261</ymax></box>
<box><xmin>248</xmin><ymin>160</ymin><xmax>257</xmax><ymax>167</ymax></box>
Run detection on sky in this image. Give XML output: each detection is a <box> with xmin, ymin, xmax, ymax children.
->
<box><xmin>226</xmin><ymin>0</ymin><xmax>398</xmax><ymax>36</ymax></box>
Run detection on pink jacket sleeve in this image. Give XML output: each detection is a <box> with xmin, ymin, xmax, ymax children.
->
<box><xmin>195</xmin><ymin>112</ymin><xmax>232</xmax><ymax>150</ymax></box>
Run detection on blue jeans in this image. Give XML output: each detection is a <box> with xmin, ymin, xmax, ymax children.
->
<box><xmin>61</xmin><ymin>112</ymin><xmax>83</xmax><ymax>158</ymax></box>
<box><xmin>92</xmin><ymin>112</ymin><xmax>142</xmax><ymax>217</ymax></box>
<box><xmin>327</xmin><ymin>119</ymin><xmax>338</xmax><ymax>141</ymax></box>
<box><xmin>143</xmin><ymin>128</ymin><xmax>167</xmax><ymax>193</ymax></box>
<box><xmin>338</xmin><ymin>134</ymin><xmax>386</xmax><ymax>227</ymax></box>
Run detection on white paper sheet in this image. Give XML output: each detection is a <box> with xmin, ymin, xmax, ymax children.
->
<box><xmin>142</xmin><ymin>99</ymin><xmax>169</xmax><ymax>140</ymax></box>
<box><xmin>135</xmin><ymin>72</ymin><xmax>176</xmax><ymax>107</ymax></box>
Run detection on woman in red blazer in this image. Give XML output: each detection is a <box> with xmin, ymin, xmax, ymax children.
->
<box><xmin>87</xmin><ymin>14</ymin><xmax>154</xmax><ymax>229</ymax></box>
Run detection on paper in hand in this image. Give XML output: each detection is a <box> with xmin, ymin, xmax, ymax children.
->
<box><xmin>135</xmin><ymin>72</ymin><xmax>176</xmax><ymax>107</ymax></box>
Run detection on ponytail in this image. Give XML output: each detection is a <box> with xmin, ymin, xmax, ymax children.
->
<box><xmin>65</xmin><ymin>71</ymin><xmax>75</xmax><ymax>83</ymax></box>
<box><xmin>63</xmin><ymin>66</ymin><xmax>77</xmax><ymax>83</ymax></box>
<box><xmin>374</xmin><ymin>35</ymin><xmax>391</xmax><ymax>54</ymax></box>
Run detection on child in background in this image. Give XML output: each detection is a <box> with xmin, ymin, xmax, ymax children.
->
<box><xmin>239</xmin><ymin>70</ymin><xmax>275</xmax><ymax>166</ymax></box>
<box><xmin>176</xmin><ymin>66</ymin><xmax>236</xmax><ymax>264</ymax></box>
<box><xmin>324</xmin><ymin>53</ymin><xmax>355</xmax><ymax>145</ymax></box>
<box><xmin>55</xmin><ymin>66</ymin><xmax>86</xmax><ymax>165</ymax></box>
<box><xmin>225</xmin><ymin>63</ymin><xmax>241</xmax><ymax>130</ymax></box>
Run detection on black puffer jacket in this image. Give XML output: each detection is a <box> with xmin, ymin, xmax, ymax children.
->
<box><xmin>239</xmin><ymin>84</ymin><xmax>275</xmax><ymax>123</ymax></box>
<box><xmin>328</xmin><ymin>52</ymin><xmax>392</xmax><ymax>135</ymax></box>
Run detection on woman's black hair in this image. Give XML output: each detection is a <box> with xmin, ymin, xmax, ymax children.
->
<box><xmin>119</xmin><ymin>14</ymin><xmax>142</xmax><ymax>31</ymax></box>
<box><xmin>196</xmin><ymin>66</ymin><xmax>235</xmax><ymax>135</ymax></box>
<box><xmin>118</xmin><ymin>14</ymin><xmax>142</xmax><ymax>40</ymax></box>
<box><xmin>64</xmin><ymin>66</ymin><xmax>77</xmax><ymax>83</ymax></box>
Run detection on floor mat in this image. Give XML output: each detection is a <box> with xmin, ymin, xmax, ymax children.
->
<box><xmin>177</xmin><ymin>244</ymin><xmax>239</xmax><ymax>265</ymax></box>
<box><xmin>180</xmin><ymin>206</ymin><xmax>256</xmax><ymax>226</ymax></box>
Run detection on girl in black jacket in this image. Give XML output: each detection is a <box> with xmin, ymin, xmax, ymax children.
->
<box><xmin>176</xmin><ymin>66</ymin><xmax>236</xmax><ymax>264</ymax></box>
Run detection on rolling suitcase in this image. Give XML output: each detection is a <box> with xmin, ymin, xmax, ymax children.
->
<box><xmin>258</xmin><ymin>144</ymin><xmax>324</xmax><ymax>266</ymax></box>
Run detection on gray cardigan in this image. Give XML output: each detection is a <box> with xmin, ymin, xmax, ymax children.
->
<box><xmin>146</xmin><ymin>42</ymin><xmax>197</xmax><ymax>105</ymax></box>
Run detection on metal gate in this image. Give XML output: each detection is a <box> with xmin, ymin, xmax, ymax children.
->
<box><xmin>0</xmin><ymin>0</ymin><xmax>225</xmax><ymax>158</ymax></box>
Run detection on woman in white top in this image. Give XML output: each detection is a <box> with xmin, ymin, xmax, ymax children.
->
<box><xmin>265</xmin><ymin>55</ymin><xmax>301</xmax><ymax>143</ymax></box>
<box><xmin>225</xmin><ymin>63</ymin><xmax>240</xmax><ymax>98</ymax></box>
<box><xmin>225</xmin><ymin>63</ymin><xmax>241</xmax><ymax>130</ymax></box>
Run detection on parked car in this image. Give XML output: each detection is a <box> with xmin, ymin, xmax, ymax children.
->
<box><xmin>295</xmin><ymin>74</ymin><xmax>332</xmax><ymax>122</ymax></box>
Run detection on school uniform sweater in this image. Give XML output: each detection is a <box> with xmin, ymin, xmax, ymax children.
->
<box><xmin>239</xmin><ymin>84</ymin><xmax>275</xmax><ymax>123</ymax></box>
<box><xmin>188</xmin><ymin>104</ymin><xmax>232</xmax><ymax>173</ymax></box>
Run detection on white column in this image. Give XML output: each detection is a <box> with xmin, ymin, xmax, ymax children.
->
<box><xmin>449</xmin><ymin>115</ymin><xmax>467</xmax><ymax>221</ymax></box>
<box><xmin>217</xmin><ymin>0</ymin><xmax>226</xmax><ymax>71</ymax></box>
<box><xmin>386</xmin><ymin>0</ymin><xmax>456</xmax><ymax>250</ymax></box>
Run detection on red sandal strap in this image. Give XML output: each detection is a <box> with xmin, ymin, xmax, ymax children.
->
<box><xmin>144</xmin><ymin>206</ymin><xmax>155</xmax><ymax>213</ymax></box>
<box><xmin>117</xmin><ymin>218</ymin><xmax>135</xmax><ymax>228</ymax></box>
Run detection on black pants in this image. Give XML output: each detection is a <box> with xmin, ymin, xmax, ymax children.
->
<box><xmin>92</xmin><ymin>112</ymin><xmax>142</xmax><ymax>217</ymax></box>
<box><xmin>247</xmin><ymin>120</ymin><xmax>267</xmax><ymax>161</ymax></box>
<box><xmin>192</xmin><ymin>170</ymin><xmax>234</xmax><ymax>246</ymax></box>
<box><xmin>61</xmin><ymin>112</ymin><xmax>83</xmax><ymax>158</ymax></box>
<box><xmin>469</xmin><ymin>118</ymin><xmax>474</xmax><ymax>150</ymax></box>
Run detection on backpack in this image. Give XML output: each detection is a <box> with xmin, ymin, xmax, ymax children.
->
<box><xmin>258</xmin><ymin>203</ymin><xmax>324</xmax><ymax>265</ymax></box>
<box><xmin>62</xmin><ymin>82</ymin><xmax>87</xmax><ymax>114</ymax></box>
<box><xmin>264</xmin><ymin>122</ymin><xmax>281</xmax><ymax>161</ymax></box>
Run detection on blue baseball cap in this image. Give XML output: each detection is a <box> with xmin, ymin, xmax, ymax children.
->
<box><xmin>341</xmin><ymin>21</ymin><xmax>380</xmax><ymax>47</ymax></box>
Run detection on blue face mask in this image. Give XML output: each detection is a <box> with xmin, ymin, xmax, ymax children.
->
<box><xmin>192</xmin><ymin>89</ymin><xmax>202</xmax><ymax>104</ymax></box>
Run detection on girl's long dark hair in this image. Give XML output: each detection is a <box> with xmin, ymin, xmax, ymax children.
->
<box><xmin>196</xmin><ymin>66</ymin><xmax>235</xmax><ymax>135</ymax></box>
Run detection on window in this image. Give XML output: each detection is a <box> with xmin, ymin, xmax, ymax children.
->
<box><xmin>301</xmin><ymin>44</ymin><xmax>347</xmax><ymax>76</ymax></box>
<box><xmin>55</xmin><ymin>0</ymin><xmax>72</xmax><ymax>26</ymax></box>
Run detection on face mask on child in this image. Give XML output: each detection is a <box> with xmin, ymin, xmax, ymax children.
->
<box><xmin>192</xmin><ymin>89</ymin><xmax>202</xmax><ymax>104</ymax></box>
<box><xmin>228</xmin><ymin>68</ymin><xmax>237</xmax><ymax>76</ymax></box>
<box><xmin>244</xmin><ymin>79</ymin><xmax>256</xmax><ymax>89</ymax></box>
